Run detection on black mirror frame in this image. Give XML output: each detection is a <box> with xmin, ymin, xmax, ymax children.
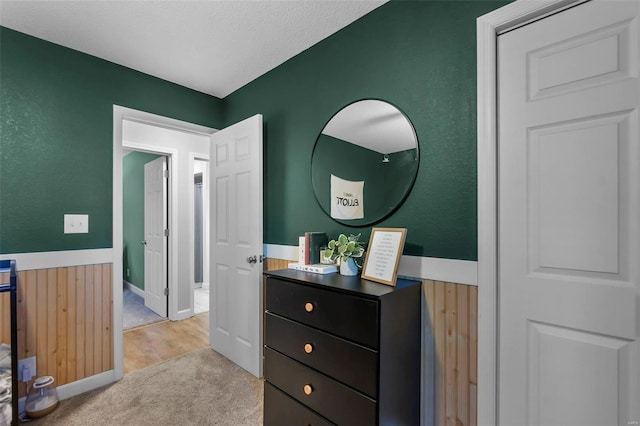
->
<box><xmin>310</xmin><ymin>98</ymin><xmax>420</xmax><ymax>227</ymax></box>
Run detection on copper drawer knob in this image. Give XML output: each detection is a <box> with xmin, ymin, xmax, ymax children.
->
<box><xmin>303</xmin><ymin>384</ymin><xmax>313</xmax><ymax>395</ymax></box>
<box><xmin>304</xmin><ymin>302</ymin><xmax>314</xmax><ymax>312</ymax></box>
<box><xmin>304</xmin><ymin>343</ymin><xmax>313</xmax><ymax>354</ymax></box>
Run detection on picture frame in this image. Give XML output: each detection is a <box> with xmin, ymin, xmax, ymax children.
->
<box><xmin>361</xmin><ymin>227</ymin><xmax>407</xmax><ymax>286</ymax></box>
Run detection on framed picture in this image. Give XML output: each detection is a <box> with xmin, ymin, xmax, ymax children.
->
<box><xmin>361</xmin><ymin>227</ymin><xmax>407</xmax><ymax>286</ymax></box>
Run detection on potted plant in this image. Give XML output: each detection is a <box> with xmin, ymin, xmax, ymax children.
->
<box><xmin>323</xmin><ymin>233</ymin><xmax>365</xmax><ymax>276</ymax></box>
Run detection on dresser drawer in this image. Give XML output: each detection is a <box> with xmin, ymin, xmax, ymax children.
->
<box><xmin>266</xmin><ymin>278</ymin><xmax>379</xmax><ymax>348</ymax></box>
<box><xmin>264</xmin><ymin>382</ymin><xmax>335</xmax><ymax>426</ymax></box>
<box><xmin>265</xmin><ymin>347</ymin><xmax>376</xmax><ymax>426</ymax></box>
<box><xmin>266</xmin><ymin>312</ymin><xmax>378</xmax><ymax>397</ymax></box>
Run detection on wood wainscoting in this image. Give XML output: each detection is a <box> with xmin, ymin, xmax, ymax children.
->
<box><xmin>424</xmin><ymin>279</ymin><xmax>477</xmax><ymax>426</ymax></box>
<box><xmin>263</xmin><ymin>258</ymin><xmax>290</xmax><ymax>272</ymax></box>
<box><xmin>264</xmin><ymin>257</ymin><xmax>478</xmax><ymax>426</ymax></box>
<box><xmin>0</xmin><ymin>264</ymin><xmax>113</xmax><ymax>397</ymax></box>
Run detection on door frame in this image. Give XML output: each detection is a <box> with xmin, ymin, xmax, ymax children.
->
<box><xmin>476</xmin><ymin>0</ymin><xmax>587</xmax><ymax>424</ymax></box>
<box><xmin>112</xmin><ymin>105</ymin><xmax>215</xmax><ymax>380</ymax></box>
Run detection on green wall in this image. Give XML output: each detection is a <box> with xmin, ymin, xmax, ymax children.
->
<box><xmin>0</xmin><ymin>27</ymin><xmax>224</xmax><ymax>254</ymax></box>
<box><xmin>224</xmin><ymin>1</ymin><xmax>507</xmax><ymax>261</ymax></box>
<box><xmin>1</xmin><ymin>0</ymin><xmax>509</xmax><ymax>260</ymax></box>
<box><xmin>122</xmin><ymin>152</ymin><xmax>160</xmax><ymax>290</ymax></box>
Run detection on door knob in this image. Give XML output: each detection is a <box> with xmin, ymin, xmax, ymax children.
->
<box><xmin>141</xmin><ymin>240</ymin><xmax>147</xmax><ymax>245</ymax></box>
<box><xmin>247</xmin><ymin>255</ymin><xmax>257</xmax><ymax>264</ymax></box>
<box><xmin>303</xmin><ymin>384</ymin><xmax>313</xmax><ymax>395</ymax></box>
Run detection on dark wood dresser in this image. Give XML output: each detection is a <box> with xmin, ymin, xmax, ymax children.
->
<box><xmin>263</xmin><ymin>269</ymin><xmax>421</xmax><ymax>426</ymax></box>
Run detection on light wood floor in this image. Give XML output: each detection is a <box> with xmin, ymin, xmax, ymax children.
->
<box><xmin>123</xmin><ymin>312</ymin><xmax>209</xmax><ymax>374</ymax></box>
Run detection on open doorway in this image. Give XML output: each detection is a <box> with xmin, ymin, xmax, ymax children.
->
<box><xmin>120</xmin><ymin>117</ymin><xmax>211</xmax><ymax>320</ymax></box>
<box><xmin>113</xmin><ymin>107</ymin><xmax>264</xmax><ymax>381</ymax></box>
<box><xmin>122</xmin><ymin>150</ymin><xmax>169</xmax><ymax>330</ymax></box>
<box><xmin>113</xmin><ymin>107</ymin><xmax>215</xmax><ymax>379</ymax></box>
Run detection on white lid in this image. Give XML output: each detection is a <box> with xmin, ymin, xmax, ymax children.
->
<box><xmin>33</xmin><ymin>376</ymin><xmax>55</xmax><ymax>389</ymax></box>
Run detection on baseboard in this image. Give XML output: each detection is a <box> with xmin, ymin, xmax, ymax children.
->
<box><xmin>19</xmin><ymin>370</ymin><xmax>116</xmax><ymax>417</ymax></box>
<box><xmin>263</xmin><ymin>244</ymin><xmax>478</xmax><ymax>286</ymax></box>
<box><xmin>124</xmin><ymin>280</ymin><xmax>145</xmax><ymax>298</ymax></box>
<box><xmin>57</xmin><ymin>370</ymin><xmax>115</xmax><ymax>399</ymax></box>
<box><xmin>176</xmin><ymin>308</ymin><xmax>192</xmax><ymax>321</ymax></box>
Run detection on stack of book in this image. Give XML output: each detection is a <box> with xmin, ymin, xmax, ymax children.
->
<box><xmin>289</xmin><ymin>231</ymin><xmax>337</xmax><ymax>274</ymax></box>
<box><xmin>288</xmin><ymin>263</ymin><xmax>337</xmax><ymax>274</ymax></box>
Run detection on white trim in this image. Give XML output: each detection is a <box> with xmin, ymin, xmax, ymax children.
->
<box><xmin>18</xmin><ymin>370</ymin><xmax>117</xmax><ymax>415</ymax></box>
<box><xmin>57</xmin><ymin>370</ymin><xmax>115</xmax><ymax>400</ymax></box>
<box><xmin>123</xmin><ymin>280</ymin><xmax>145</xmax><ymax>298</ymax></box>
<box><xmin>113</xmin><ymin>107</ymin><xmax>125</xmax><ymax>382</ymax></box>
<box><xmin>264</xmin><ymin>244</ymin><xmax>298</xmax><ymax>261</ymax></box>
<box><xmin>492</xmin><ymin>0</ymin><xmax>587</xmax><ymax>35</ymax></box>
<box><xmin>476</xmin><ymin>2</ymin><xmax>582</xmax><ymax>424</ymax></box>
<box><xmin>113</xmin><ymin>105</ymin><xmax>216</xmax><ymax>384</ymax></box>
<box><xmin>176</xmin><ymin>308</ymin><xmax>193</xmax><ymax>321</ymax></box>
<box><xmin>399</xmin><ymin>255</ymin><xmax>477</xmax><ymax>286</ymax></box>
<box><xmin>0</xmin><ymin>249</ymin><xmax>112</xmax><ymax>271</ymax></box>
<box><xmin>123</xmin><ymin>110</ymin><xmax>215</xmax><ymax>135</ymax></box>
<box><xmin>263</xmin><ymin>244</ymin><xmax>477</xmax><ymax>285</ymax></box>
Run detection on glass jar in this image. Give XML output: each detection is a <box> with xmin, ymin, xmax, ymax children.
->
<box><xmin>25</xmin><ymin>376</ymin><xmax>59</xmax><ymax>419</ymax></box>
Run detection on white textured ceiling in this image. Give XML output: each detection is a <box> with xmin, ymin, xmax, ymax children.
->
<box><xmin>0</xmin><ymin>0</ymin><xmax>386</xmax><ymax>98</ymax></box>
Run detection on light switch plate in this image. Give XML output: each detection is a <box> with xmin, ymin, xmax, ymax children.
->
<box><xmin>17</xmin><ymin>356</ymin><xmax>36</xmax><ymax>382</ymax></box>
<box><xmin>64</xmin><ymin>214</ymin><xmax>89</xmax><ymax>233</ymax></box>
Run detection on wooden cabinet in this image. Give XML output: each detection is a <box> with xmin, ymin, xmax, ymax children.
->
<box><xmin>264</xmin><ymin>269</ymin><xmax>421</xmax><ymax>426</ymax></box>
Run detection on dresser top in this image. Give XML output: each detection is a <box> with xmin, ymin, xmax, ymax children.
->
<box><xmin>264</xmin><ymin>269</ymin><xmax>420</xmax><ymax>299</ymax></box>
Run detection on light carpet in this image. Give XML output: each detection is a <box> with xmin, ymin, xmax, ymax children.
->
<box><xmin>30</xmin><ymin>348</ymin><xmax>263</xmax><ymax>425</ymax></box>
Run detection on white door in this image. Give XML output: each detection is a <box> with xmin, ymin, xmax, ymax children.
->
<box><xmin>144</xmin><ymin>156</ymin><xmax>168</xmax><ymax>317</ymax></box>
<box><xmin>498</xmin><ymin>1</ymin><xmax>639</xmax><ymax>425</ymax></box>
<box><xmin>210</xmin><ymin>115</ymin><xmax>263</xmax><ymax>377</ymax></box>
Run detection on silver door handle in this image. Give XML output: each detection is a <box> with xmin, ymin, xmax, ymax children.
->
<box><xmin>141</xmin><ymin>240</ymin><xmax>147</xmax><ymax>245</ymax></box>
<box><xmin>247</xmin><ymin>255</ymin><xmax>257</xmax><ymax>264</ymax></box>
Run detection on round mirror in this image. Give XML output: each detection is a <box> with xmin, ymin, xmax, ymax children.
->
<box><xmin>311</xmin><ymin>99</ymin><xmax>419</xmax><ymax>226</ymax></box>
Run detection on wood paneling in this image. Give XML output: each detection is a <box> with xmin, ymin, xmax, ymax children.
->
<box><xmin>263</xmin><ymin>260</ymin><xmax>478</xmax><ymax>426</ymax></box>
<box><xmin>264</xmin><ymin>258</ymin><xmax>290</xmax><ymax>272</ymax></box>
<box><xmin>426</xmin><ymin>280</ymin><xmax>477</xmax><ymax>426</ymax></box>
<box><xmin>0</xmin><ymin>264</ymin><xmax>113</xmax><ymax>397</ymax></box>
<box><xmin>469</xmin><ymin>287</ymin><xmax>478</xmax><ymax>426</ymax></box>
<box><xmin>2</xmin><ymin>258</ymin><xmax>477</xmax><ymax>422</ymax></box>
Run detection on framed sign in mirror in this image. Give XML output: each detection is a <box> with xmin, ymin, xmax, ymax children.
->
<box><xmin>311</xmin><ymin>99</ymin><xmax>419</xmax><ymax>226</ymax></box>
<box><xmin>361</xmin><ymin>227</ymin><xmax>407</xmax><ymax>286</ymax></box>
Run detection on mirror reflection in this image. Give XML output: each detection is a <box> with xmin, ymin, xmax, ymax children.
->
<box><xmin>311</xmin><ymin>99</ymin><xmax>419</xmax><ymax>226</ymax></box>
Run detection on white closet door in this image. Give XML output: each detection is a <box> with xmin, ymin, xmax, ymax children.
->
<box><xmin>498</xmin><ymin>1</ymin><xmax>639</xmax><ymax>424</ymax></box>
